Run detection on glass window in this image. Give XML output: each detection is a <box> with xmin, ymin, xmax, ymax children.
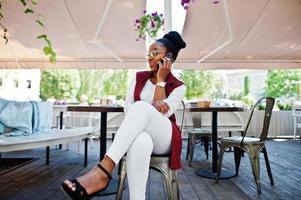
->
<box><xmin>26</xmin><ymin>80</ymin><xmax>32</xmax><ymax>89</ymax></box>
<box><xmin>14</xmin><ymin>79</ymin><xmax>19</xmax><ymax>88</ymax></box>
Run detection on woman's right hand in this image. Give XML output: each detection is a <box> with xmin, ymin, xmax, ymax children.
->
<box><xmin>157</xmin><ymin>57</ymin><xmax>172</xmax><ymax>82</ymax></box>
<box><xmin>152</xmin><ymin>100</ymin><xmax>170</xmax><ymax>114</ymax></box>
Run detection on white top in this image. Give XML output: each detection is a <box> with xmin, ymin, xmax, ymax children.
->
<box><xmin>124</xmin><ymin>78</ymin><xmax>186</xmax><ymax>118</ymax></box>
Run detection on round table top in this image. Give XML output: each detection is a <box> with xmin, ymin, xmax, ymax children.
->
<box><xmin>67</xmin><ymin>105</ymin><xmax>124</xmax><ymax>112</ymax></box>
<box><xmin>186</xmin><ymin>106</ymin><xmax>244</xmax><ymax>112</ymax></box>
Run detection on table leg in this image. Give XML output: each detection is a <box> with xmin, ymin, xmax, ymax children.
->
<box><xmin>46</xmin><ymin>146</ymin><xmax>50</xmax><ymax>165</ymax></box>
<box><xmin>84</xmin><ymin>138</ymin><xmax>88</xmax><ymax>167</ymax></box>
<box><xmin>212</xmin><ymin>111</ymin><xmax>218</xmax><ymax>172</ymax></box>
<box><xmin>195</xmin><ymin>111</ymin><xmax>236</xmax><ymax>179</ymax></box>
<box><xmin>59</xmin><ymin>111</ymin><xmax>63</xmax><ymax>129</ymax></box>
<box><xmin>58</xmin><ymin>111</ymin><xmax>63</xmax><ymax>149</ymax></box>
<box><xmin>100</xmin><ymin>112</ymin><xmax>107</xmax><ymax>161</ymax></box>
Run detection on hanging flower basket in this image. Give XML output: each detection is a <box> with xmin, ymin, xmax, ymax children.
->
<box><xmin>134</xmin><ymin>10</ymin><xmax>164</xmax><ymax>41</ymax></box>
<box><xmin>181</xmin><ymin>0</ymin><xmax>219</xmax><ymax>10</ymax></box>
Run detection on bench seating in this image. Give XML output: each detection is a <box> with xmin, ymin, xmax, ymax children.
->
<box><xmin>0</xmin><ymin>127</ymin><xmax>94</xmax><ymax>166</ymax></box>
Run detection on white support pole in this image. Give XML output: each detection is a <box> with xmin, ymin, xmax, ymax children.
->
<box><xmin>164</xmin><ymin>0</ymin><xmax>172</xmax><ymax>33</ymax></box>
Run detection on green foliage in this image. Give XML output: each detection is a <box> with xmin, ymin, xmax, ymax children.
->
<box><xmin>277</xmin><ymin>102</ymin><xmax>292</xmax><ymax>110</ymax></box>
<box><xmin>228</xmin><ymin>91</ymin><xmax>243</xmax><ymax>101</ymax></box>
<box><xmin>209</xmin><ymin>77</ymin><xmax>225</xmax><ymax>99</ymax></box>
<box><xmin>24</xmin><ymin>8</ymin><xmax>33</xmax><ymax>14</ymax></box>
<box><xmin>75</xmin><ymin>70</ymin><xmax>105</xmax><ymax>104</ymax></box>
<box><xmin>264</xmin><ymin>70</ymin><xmax>301</xmax><ymax>98</ymax></box>
<box><xmin>40</xmin><ymin>70</ymin><xmax>77</xmax><ymax>101</ymax></box>
<box><xmin>134</xmin><ymin>11</ymin><xmax>164</xmax><ymax>40</ymax></box>
<box><xmin>35</xmin><ymin>19</ymin><xmax>44</xmax><ymax>27</ymax></box>
<box><xmin>0</xmin><ymin>2</ymin><xmax>8</xmax><ymax>45</ymax></box>
<box><xmin>102</xmin><ymin>70</ymin><xmax>129</xmax><ymax>100</ymax></box>
<box><xmin>276</xmin><ymin>97</ymin><xmax>295</xmax><ymax>110</ymax></box>
<box><xmin>40</xmin><ymin>70</ymin><xmax>131</xmax><ymax>103</ymax></box>
<box><xmin>0</xmin><ymin>0</ymin><xmax>56</xmax><ymax>63</ymax></box>
<box><xmin>243</xmin><ymin>75</ymin><xmax>250</xmax><ymax>95</ymax></box>
<box><xmin>180</xmin><ymin>70</ymin><xmax>216</xmax><ymax>100</ymax></box>
<box><xmin>241</xmin><ymin>93</ymin><xmax>256</xmax><ymax>107</ymax></box>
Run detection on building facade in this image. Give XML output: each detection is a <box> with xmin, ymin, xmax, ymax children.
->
<box><xmin>0</xmin><ymin>69</ymin><xmax>40</xmax><ymax>101</ymax></box>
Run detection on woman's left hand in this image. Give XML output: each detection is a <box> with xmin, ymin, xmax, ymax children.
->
<box><xmin>152</xmin><ymin>100</ymin><xmax>170</xmax><ymax>114</ymax></box>
<box><xmin>157</xmin><ymin>57</ymin><xmax>172</xmax><ymax>82</ymax></box>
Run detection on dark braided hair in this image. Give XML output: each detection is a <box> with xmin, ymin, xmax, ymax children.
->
<box><xmin>156</xmin><ymin>31</ymin><xmax>186</xmax><ymax>62</ymax></box>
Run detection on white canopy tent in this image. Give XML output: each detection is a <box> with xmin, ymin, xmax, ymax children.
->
<box><xmin>0</xmin><ymin>0</ymin><xmax>300</xmax><ymax>69</ymax></box>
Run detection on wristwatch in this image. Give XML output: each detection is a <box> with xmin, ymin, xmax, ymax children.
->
<box><xmin>156</xmin><ymin>81</ymin><xmax>166</xmax><ymax>88</ymax></box>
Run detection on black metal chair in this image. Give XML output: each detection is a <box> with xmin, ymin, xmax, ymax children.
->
<box><xmin>216</xmin><ymin>97</ymin><xmax>275</xmax><ymax>193</ymax></box>
<box><xmin>186</xmin><ymin>111</ymin><xmax>244</xmax><ymax>166</ymax></box>
<box><xmin>116</xmin><ymin>101</ymin><xmax>186</xmax><ymax>200</ymax></box>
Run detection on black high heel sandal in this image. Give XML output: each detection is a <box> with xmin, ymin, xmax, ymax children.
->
<box><xmin>61</xmin><ymin>163</ymin><xmax>112</xmax><ymax>200</ymax></box>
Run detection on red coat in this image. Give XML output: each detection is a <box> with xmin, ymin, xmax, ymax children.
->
<box><xmin>134</xmin><ymin>71</ymin><xmax>184</xmax><ymax>170</ymax></box>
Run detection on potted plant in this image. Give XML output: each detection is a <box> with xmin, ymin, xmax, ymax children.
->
<box><xmin>134</xmin><ymin>10</ymin><xmax>164</xmax><ymax>41</ymax></box>
<box><xmin>181</xmin><ymin>0</ymin><xmax>220</xmax><ymax>10</ymax></box>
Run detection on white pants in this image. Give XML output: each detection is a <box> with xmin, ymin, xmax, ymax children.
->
<box><xmin>106</xmin><ymin>101</ymin><xmax>172</xmax><ymax>200</ymax></box>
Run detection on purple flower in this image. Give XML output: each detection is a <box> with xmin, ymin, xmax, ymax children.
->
<box><xmin>135</xmin><ymin>9</ymin><xmax>164</xmax><ymax>41</ymax></box>
<box><xmin>151</xmin><ymin>21</ymin><xmax>155</xmax><ymax>28</ymax></box>
<box><xmin>181</xmin><ymin>0</ymin><xmax>190</xmax><ymax>6</ymax></box>
<box><xmin>151</xmin><ymin>12</ymin><xmax>158</xmax><ymax>16</ymax></box>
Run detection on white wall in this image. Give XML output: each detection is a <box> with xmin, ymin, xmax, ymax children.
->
<box><xmin>0</xmin><ymin>69</ymin><xmax>40</xmax><ymax>101</ymax></box>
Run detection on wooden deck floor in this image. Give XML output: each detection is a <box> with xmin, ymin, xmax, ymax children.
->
<box><xmin>0</xmin><ymin>139</ymin><xmax>300</xmax><ymax>200</ymax></box>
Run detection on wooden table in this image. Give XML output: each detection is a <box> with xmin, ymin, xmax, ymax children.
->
<box><xmin>186</xmin><ymin>106</ymin><xmax>244</xmax><ymax>179</ymax></box>
<box><xmin>67</xmin><ymin>105</ymin><xmax>124</xmax><ymax>160</ymax></box>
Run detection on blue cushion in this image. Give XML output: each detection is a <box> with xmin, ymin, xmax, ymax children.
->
<box><xmin>0</xmin><ymin>122</ymin><xmax>5</xmax><ymax>135</ymax></box>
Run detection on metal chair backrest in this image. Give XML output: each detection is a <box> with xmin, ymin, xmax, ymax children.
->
<box><xmin>240</xmin><ymin>97</ymin><xmax>275</xmax><ymax>146</ymax></box>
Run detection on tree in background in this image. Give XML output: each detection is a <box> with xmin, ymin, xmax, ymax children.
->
<box><xmin>40</xmin><ymin>69</ymin><xmax>130</xmax><ymax>103</ymax></box>
<box><xmin>243</xmin><ymin>75</ymin><xmax>250</xmax><ymax>95</ymax></box>
<box><xmin>40</xmin><ymin>70</ymin><xmax>78</xmax><ymax>101</ymax></box>
<box><xmin>102</xmin><ymin>70</ymin><xmax>129</xmax><ymax>100</ymax></box>
<box><xmin>264</xmin><ymin>69</ymin><xmax>301</xmax><ymax>98</ymax></box>
<box><xmin>264</xmin><ymin>69</ymin><xmax>301</xmax><ymax>110</ymax></box>
<box><xmin>209</xmin><ymin>75</ymin><xmax>226</xmax><ymax>99</ymax></box>
<box><xmin>180</xmin><ymin>70</ymin><xmax>216</xmax><ymax>100</ymax></box>
<box><xmin>75</xmin><ymin>70</ymin><xmax>106</xmax><ymax>103</ymax></box>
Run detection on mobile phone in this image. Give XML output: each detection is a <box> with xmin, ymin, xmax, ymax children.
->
<box><xmin>157</xmin><ymin>52</ymin><xmax>174</xmax><ymax>67</ymax></box>
<box><xmin>157</xmin><ymin>59</ymin><xmax>164</xmax><ymax>68</ymax></box>
<box><xmin>166</xmin><ymin>52</ymin><xmax>174</xmax><ymax>62</ymax></box>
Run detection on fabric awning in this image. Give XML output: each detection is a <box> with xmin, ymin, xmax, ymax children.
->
<box><xmin>0</xmin><ymin>0</ymin><xmax>300</xmax><ymax>69</ymax></box>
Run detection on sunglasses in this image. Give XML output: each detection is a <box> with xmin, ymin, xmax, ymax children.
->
<box><xmin>145</xmin><ymin>50</ymin><xmax>165</xmax><ymax>59</ymax></box>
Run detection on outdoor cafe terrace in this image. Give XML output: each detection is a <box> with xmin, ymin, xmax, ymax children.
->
<box><xmin>0</xmin><ymin>105</ymin><xmax>301</xmax><ymax>200</ymax></box>
<box><xmin>0</xmin><ymin>0</ymin><xmax>301</xmax><ymax>200</ymax></box>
